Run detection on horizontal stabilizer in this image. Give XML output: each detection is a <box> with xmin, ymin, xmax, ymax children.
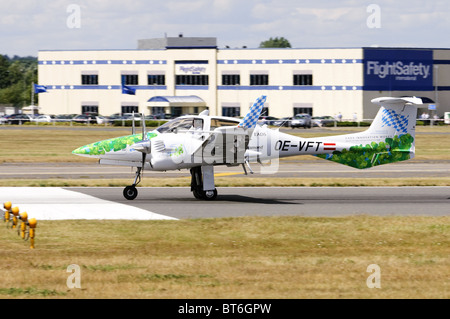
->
<box><xmin>371</xmin><ymin>96</ymin><xmax>423</xmax><ymax>106</ymax></box>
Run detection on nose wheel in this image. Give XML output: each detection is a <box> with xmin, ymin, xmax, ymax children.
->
<box><xmin>123</xmin><ymin>185</ymin><xmax>138</xmax><ymax>200</ymax></box>
<box><xmin>123</xmin><ymin>167</ymin><xmax>142</xmax><ymax>200</ymax></box>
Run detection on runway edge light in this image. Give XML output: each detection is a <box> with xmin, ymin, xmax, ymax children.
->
<box><xmin>11</xmin><ymin>206</ymin><xmax>19</xmax><ymax>229</ymax></box>
<box><xmin>3</xmin><ymin>202</ymin><xmax>12</xmax><ymax>223</ymax></box>
<box><xmin>19</xmin><ymin>211</ymin><xmax>28</xmax><ymax>239</ymax></box>
<box><xmin>28</xmin><ymin>218</ymin><xmax>37</xmax><ymax>249</ymax></box>
<box><xmin>1</xmin><ymin>203</ymin><xmax>37</xmax><ymax>249</ymax></box>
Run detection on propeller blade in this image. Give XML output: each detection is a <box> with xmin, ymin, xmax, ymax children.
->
<box><xmin>141</xmin><ymin>152</ymin><xmax>147</xmax><ymax>172</ymax></box>
<box><xmin>142</xmin><ymin>112</ymin><xmax>146</xmax><ymax>141</ymax></box>
<box><xmin>132</xmin><ymin>111</ymin><xmax>136</xmax><ymax>135</ymax></box>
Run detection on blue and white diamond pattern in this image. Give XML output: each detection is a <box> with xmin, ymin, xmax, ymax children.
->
<box><xmin>238</xmin><ymin>95</ymin><xmax>267</xmax><ymax>129</ymax></box>
<box><xmin>381</xmin><ymin>108</ymin><xmax>409</xmax><ymax>134</ymax></box>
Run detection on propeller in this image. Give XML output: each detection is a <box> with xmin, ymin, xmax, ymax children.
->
<box><xmin>141</xmin><ymin>112</ymin><xmax>147</xmax><ymax>171</ymax></box>
<box><xmin>130</xmin><ymin>113</ymin><xmax>152</xmax><ymax>169</ymax></box>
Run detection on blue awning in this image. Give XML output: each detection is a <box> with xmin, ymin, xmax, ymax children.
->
<box><xmin>147</xmin><ymin>95</ymin><xmax>206</xmax><ymax>106</ymax></box>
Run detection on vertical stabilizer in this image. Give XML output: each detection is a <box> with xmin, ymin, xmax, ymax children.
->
<box><xmin>238</xmin><ymin>95</ymin><xmax>267</xmax><ymax>129</ymax></box>
<box><xmin>316</xmin><ymin>97</ymin><xmax>422</xmax><ymax>169</ymax></box>
<box><xmin>367</xmin><ymin>97</ymin><xmax>421</xmax><ymax>140</ymax></box>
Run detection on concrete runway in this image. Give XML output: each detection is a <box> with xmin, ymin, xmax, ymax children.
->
<box><xmin>71</xmin><ymin>186</ymin><xmax>450</xmax><ymax>219</ymax></box>
<box><xmin>2</xmin><ymin>186</ymin><xmax>448</xmax><ymax>220</ymax></box>
<box><xmin>1</xmin><ymin>160</ymin><xmax>449</xmax><ymax>179</ymax></box>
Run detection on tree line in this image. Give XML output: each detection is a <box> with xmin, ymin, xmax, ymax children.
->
<box><xmin>0</xmin><ymin>55</ymin><xmax>38</xmax><ymax>107</ymax></box>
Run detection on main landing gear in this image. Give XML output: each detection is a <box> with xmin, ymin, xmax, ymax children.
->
<box><xmin>123</xmin><ymin>165</ymin><xmax>218</xmax><ymax>201</ymax></box>
<box><xmin>123</xmin><ymin>167</ymin><xmax>142</xmax><ymax>200</ymax></box>
<box><xmin>190</xmin><ymin>166</ymin><xmax>217</xmax><ymax>200</ymax></box>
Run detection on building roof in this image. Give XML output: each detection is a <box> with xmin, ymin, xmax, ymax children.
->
<box><xmin>147</xmin><ymin>95</ymin><xmax>206</xmax><ymax>106</ymax></box>
<box><xmin>138</xmin><ymin>36</ymin><xmax>217</xmax><ymax>50</ymax></box>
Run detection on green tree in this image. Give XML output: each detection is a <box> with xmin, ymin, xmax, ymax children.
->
<box><xmin>0</xmin><ymin>55</ymin><xmax>10</xmax><ymax>89</ymax></box>
<box><xmin>0</xmin><ymin>55</ymin><xmax>37</xmax><ymax>107</ymax></box>
<box><xmin>0</xmin><ymin>83</ymin><xmax>25</xmax><ymax>106</ymax></box>
<box><xmin>259</xmin><ymin>37</ymin><xmax>292</xmax><ymax>48</ymax></box>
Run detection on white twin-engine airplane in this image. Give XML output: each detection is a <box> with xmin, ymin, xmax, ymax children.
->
<box><xmin>73</xmin><ymin>95</ymin><xmax>422</xmax><ymax>200</ymax></box>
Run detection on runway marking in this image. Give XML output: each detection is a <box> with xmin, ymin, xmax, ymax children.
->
<box><xmin>0</xmin><ymin>187</ymin><xmax>177</xmax><ymax>220</ymax></box>
<box><xmin>214</xmin><ymin>172</ymin><xmax>244</xmax><ymax>177</ymax></box>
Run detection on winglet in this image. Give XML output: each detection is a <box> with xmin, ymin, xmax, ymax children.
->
<box><xmin>238</xmin><ymin>95</ymin><xmax>267</xmax><ymax>129</ymax></box>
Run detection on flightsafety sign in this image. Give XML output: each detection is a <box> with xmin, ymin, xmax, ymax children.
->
<box><xmin>363</xmin><ymin>48</ymin><xmax>433</xmax><ymax>91</ymax></box>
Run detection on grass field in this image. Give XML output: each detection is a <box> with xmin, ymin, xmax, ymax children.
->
<box><xmin>0</xmin><ymin>126</ymin><xmax>448</xmax><ymax>299</ymax></box>
<box><xmin>0</xmin><ymin>216</ymin><xmax>448</xmax><ymax>299</ymax></box>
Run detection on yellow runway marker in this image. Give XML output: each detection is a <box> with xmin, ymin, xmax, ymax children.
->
<box><xmin>214</xmin><ymin>172</ymin><xmax>243</xmax><ymax>177</ymax></box>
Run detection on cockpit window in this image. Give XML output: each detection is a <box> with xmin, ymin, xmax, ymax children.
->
<box><xmin>210</xmin><ymin>118</ymin><xmax>240</xmax><ymax>130</ymax></box>
<box><xmin>193</xmin><ymin>118</ymin><xmax>203</xmax><ymax>130</ymax></box>
<box><xmin>157</xmin><ymin>117</ymin><xmax>203</xmax><ymax>133</ymax></box>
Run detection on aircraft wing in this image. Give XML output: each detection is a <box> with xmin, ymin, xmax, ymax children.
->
<box><xmin>190</xmin><ymin>95</ymin><xmax>267</xmax><ymax>163</ymax></box>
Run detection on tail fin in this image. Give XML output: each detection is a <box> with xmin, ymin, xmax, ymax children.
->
<box><xmin>362</xmin><ymin>97</ymin><xmax>421</xmax><ymax>165</ymax></box>
<box><xmin>367</xmin><ymin>97</ymin><xmax>421</xmax><ymax>139</ymax></box>
<box><xmin>238</xmin><ymin>95</ymin><xmax>267</xmax><ymax>129</ymax></box>
<box><xmin>317</xmin><ymin>97</ymin><xmax>422</xmax><ymax>169</ymax></box>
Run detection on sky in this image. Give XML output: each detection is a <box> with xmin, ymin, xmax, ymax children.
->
<box><xmin>1</xmin><ymin>0</ymin><xmax>450</xmax><ymax>57</ymax></box>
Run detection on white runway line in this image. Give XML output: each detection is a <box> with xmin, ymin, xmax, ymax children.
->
<box><xmin>0</xmin><ymin>187</ymin><xmax>177</xmax><ymax>220</ymax></box>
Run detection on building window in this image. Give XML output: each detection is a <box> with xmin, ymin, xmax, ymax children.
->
<box><xmin>82</xmin><ymin>105</ymin><xmax>99</xmax><ymax>114</ymax></box>
<box><xmin>122</xmin><ymin>74</ymin><xmax>138</xmax><ymax>85</ymax></box>
<box><xmin>121</xmin><ymin>105</ymin><xmax>138</xmax><ymax>114</ymax></box>
<box><xmin>293</xmin><ymin>74</ymin><xmax>313</xmax><ymax>86</ymax></box>
<box><xmin>250</xmin><ymin>74</ymin><xmax>269</xmax><ymax>86</ymax></box>
<box><xmin>293</xmin><ymin>107</ymin><xmax>313</xmax><ymax>116</ymax></box>
<box><xmin>261</xmin><ymin>107</ymin><xmax>269</xmax><ymax>116</ymax></box>
<box><xmin>222</xmin><ymin>74</ymin><xmax>240</xmax><ymax>85</ymax></box>
<box><xmin>176</xmin><ymin>75</ymin><xmax>209</xmax><ymax>86</ymax></box>
<box><xmin>81</xmin><ymin>74</ymin><xmax>98</xmax><ymax>85</ymax></box>
<box><xmin>222</xmin><ymin>107</ymin><xmax>240</xmax><ymax>117</ymax></box>
<box><xmin>171</xmin><ymin>107</ymin><xmax>183</xmax><ymax>117</ymax></box>
<box><xmin>151</xmin><ymin>107</ymin><xmax>165</xmax><ymax>117</ymax></box>
<box><xmin>148</xmin><ymin>74</ymin><xmax>165</xmax><ymax>85</ymax></box>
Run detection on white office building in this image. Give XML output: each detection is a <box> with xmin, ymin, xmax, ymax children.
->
<box><xmin>37</xmin><ymin>36</ymin><xmax>450</xmax><ymax>120</ymax></box>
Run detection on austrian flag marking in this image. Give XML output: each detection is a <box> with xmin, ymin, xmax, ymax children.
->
<box><xmin>324</xmin><ymin>143</ymin><xmax>336</xmax><ymax>151</ymax></box>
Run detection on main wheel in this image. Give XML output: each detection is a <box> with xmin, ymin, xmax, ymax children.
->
<box><xmin>123</xmin><ymin>186</ymin><xmax>138</xmax><ymax>200</ymax></box>
<box><xmin>193</xmin><ymin>189</ymin><xmax>204</xmax><ymax>200</ymax></box>
<box><xmin>203</xmin><ymin>189</ymin><xmax>218</xmax><ymax>201</ymax></box>
<box><xmin>192</xmin><ymin>188</ymin><xmax>218</xmax><ymax>200</ymax></box>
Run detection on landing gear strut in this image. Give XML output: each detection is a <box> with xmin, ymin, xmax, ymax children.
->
<box><xmin>123</xmin><ymin>167</ymin><xmax>142</xmax><ymax>200</ymax></box>
<box><xmin>190</xmin><ymin>166</ymin><xmax>217</xmax><ymax>200</ymax></box>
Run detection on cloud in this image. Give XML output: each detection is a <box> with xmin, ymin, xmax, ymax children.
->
<box><xmin>1</xmin><ymin>0</ymin><xmax>450</xmax><ymax>56</ymax></box>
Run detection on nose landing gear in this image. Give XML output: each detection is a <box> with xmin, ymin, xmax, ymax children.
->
<box><xmin>123</xmin><ymin>167</ymin><xmax>142</xmax><ymax>200</ymax></box>
<box><xmin>123</xmin><ymin>165</ymin><xmax>218</xmax><ymax>201</ymax></box>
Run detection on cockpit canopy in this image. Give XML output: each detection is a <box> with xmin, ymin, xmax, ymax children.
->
<box><xmin>156</xmin><ymin>116</ymin><xmax>240</xmax><ymax>134</ymax></box>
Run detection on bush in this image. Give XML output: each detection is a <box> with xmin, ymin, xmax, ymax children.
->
<box><xmin>324</xmin><ymin>121</ymin><xmax>371</xmax><ymax>127</ymax></box>
<box><xmin>112</xmin><ymin>120</ymin><xmax>167</xmax><ymax>127</ymax></box>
